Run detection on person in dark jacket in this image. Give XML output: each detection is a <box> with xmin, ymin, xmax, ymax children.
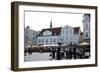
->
<box><xmin>69</xmin><ymin>48</ymin><xmax>72</xmax><ymax>59</ymax></box>
<box><xmin>56</xmin><ymin>43</ymin><xmax>61</xmax><ymax>60</ymax></box>
<box><xmin>73</xmin><ymin>47</ymin><xmax>76</xmax><ymax>59</ymax></box>
<box><xmin>52</xmin><ymin>48</ymin><xmax>56</xmax><ymax>59</ymax></box>
<box><xmin>65</xmin><ymin>47</ymin><xmax>69</xmax><ymax>59</ymax></box>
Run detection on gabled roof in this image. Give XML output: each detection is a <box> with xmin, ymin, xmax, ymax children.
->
<box><xmin>37</xmin><ymin>26</ymin><xmax>80</xmax><ymax>37</ymax></box>
<box><xmin>37</xmin><ymin>27</ymin><xmax>61</xmax><ymax>36</ymax></box>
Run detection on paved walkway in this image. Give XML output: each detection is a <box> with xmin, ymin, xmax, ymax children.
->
<box><xmin>24</xmin><ymin>52</ymin><xmax>51</xmax><ymax>62</ymax></box>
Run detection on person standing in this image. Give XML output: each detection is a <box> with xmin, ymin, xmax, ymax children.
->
<box><xmin>65</xmin><ymin>47</ymin><xmax>69</xmax><ymax>59</ymax></box>
<box><xmin>52</xmin><ymin>48</ymin><xmax>56</xmax><ymax>59</ymax></box>
<box><xmin>56</xmin><ymin>43</ymin><xmax>61</xmax><ymax>60</ymax></box>
<box><xmin>73</xmin><ymin>47</ymin><xmax>76</xmax><ymax>59</ymax></box>
<box><xmin>69</xmin><ymin>48</ymin><xmax>72</xmax><ymax>59</ymax></box>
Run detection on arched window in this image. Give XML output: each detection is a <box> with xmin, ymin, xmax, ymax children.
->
<box><xmin>86</xmin><ymin>32</ymin><xmax>88</xmax><ymax>37</ymax></box>
<box><xmin>66</xmin><ymin>30</ymin><xmax>68</xmax><ymax>34</ymax></box>
<box><xmin>66</xmin><ymin>27</ymin><xmax>68</xmax><ymax>29</ymax></box>
<box><xmin>63</xmin><ymin>30</ymin><xmax>64</xmax><ymax>34</ymax></box>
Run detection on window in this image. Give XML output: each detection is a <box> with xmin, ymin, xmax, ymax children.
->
<box><xmin>62</xmin><ymin>37</ymin><xmax>64</xmax><ymax>40</ymax></box>
<box><xmin>70</xmin><ymin>37</ymin><xmax>72</xmax><ymax>40</ymax></box>
<box><xmin>66</xmin><ymin>30</ymin><xmax>68</xmax><ymax>34</ymax></box>
<box><xmin>25</xmin><ymin>38</ymin><xmax>28</xmax><ymax>43</ymax></box>
<box><xmin>66</xmin><ymin>27</ymin><xmax>68</xmax><ymax>29</ymax></box>
<box><xmin>86</xmin><ymin>32</ymin><xmax>88</xmax><ymax>37</ymax></box>
<box><xmin>70</xmin><ymin>30</ymin><xmax>72</xmax><ymax>33</ymax></box>
<box><xmin>86</xmin><ymin>24</ymin><xmax>88</xmax><ymax>30</ymax></box>
<box><xmin>46</xmin><ymin>39</ymin><xmax>48</xmax><ymax>43</ymax></box>
<box><xmin>25</xmin><ymin>35</ymin><xmax>28</xmax><ymax>39</ymax></box>
<box><xmin>42</xmin><ymin>39</ymin><xmax>44</xmax><ymax>42</ymax></box>
<box><xmin>39</xmin><ymin>39</ymin><xmax>41</xmax><ymax>42</ymax></box>
<box><xmin>50</xmin><ymin>38</ymin><xmax>52</xmax><ymax>43</ymax></box>
<box><xmin>32</xmin><ymin>36</ymin><xmax>34</xmax><ymax>41</ymax></box>
<box><xmin>63</xmin><ymin>30</ymin><xmax>64</xmax><ymax>34</ymax></box>
<box><xmin>25</xmin><ymin>31</ymin><xmax>28</xmax><ymax>34</ymax></box>
<box><xmin>53</xmin><ymin>39</ymin><xmax>56</xmax><ymax>42</ymax></box>
<box><xmin>66</xmin><ymin>37</ymin><xmax>68</xmax><ymax>40</ymax></box>
<box><xmin>60</xmin><ymin>38</ymin><xmax>62</xmax><ymax>41</ymax></box>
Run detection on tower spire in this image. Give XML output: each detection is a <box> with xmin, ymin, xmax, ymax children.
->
<box><xmin>50</xmin><ymin>19</ymin><xmax>52</xmax><ymax>28</ymax></box>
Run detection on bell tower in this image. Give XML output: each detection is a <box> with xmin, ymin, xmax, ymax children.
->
<box><xmin>83</xmin><ymin>14</ymin><xmax>90</xmax><ymax>43</ymax></box>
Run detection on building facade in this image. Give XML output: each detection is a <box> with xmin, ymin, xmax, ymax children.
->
<box><xmin>37</xmin><ymin>23</ymin><xmax>81</xmax><ymax>46</ymax></box>
<box><xmin>60</xmin><ymin>25</ymin><xmax>80</xmax><ymax>45</ymax></box>
<box><xmin>37</xmin><ymin>27</ymin><xmax>61</xmax><ymax>45</ymax></box>
<box><xmin>60</xmin><ymin>25</ymin><xmax>73</xmax><ymax>45</ymax></box>
<box><xmin>82</xmin><ymin>14</ymin><xmax>90</xmax><ymax>43</ymax></box>
<box><xmin>24</xmin><ymin>26</ymin><xmax>38</xmax><ymax>47</ymax></box>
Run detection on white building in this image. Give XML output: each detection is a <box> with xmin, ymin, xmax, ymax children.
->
<box><xmin>37</xmin><ymin>27</ymin><xmax>61</xmax><ymax>45</ymax></box>
<box><xmin>37</xmin><ymin>22</ymin><xmax>81</xmax><ymax>46</ymax></box>
<box><xmin>82</xmin><ymin>14</ymin><xmax>90</xmax><ymax>43</ymax></box>
<box><xmin>60</xmin><ymin>25</ymin><xmax>73</xmax><ymax>45</ymax></box>
<box><xmin>60</xmin><ymin>25</ymin><xmax>80</xmax><ymax>45</ymax></box>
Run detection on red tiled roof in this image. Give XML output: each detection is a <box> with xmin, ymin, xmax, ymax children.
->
<box><xmin>37</xmin><ymin>27</ymin><xmax>61</xmax><ymax>36</ymax></box>
<box><xmin>74</xmin><ymin>27</ymin><xmax>80</xmax><ymax>34</ymax></box>
<box><xmin>37</xmin><ymin>26</ymin><xmax>80</xmax><ymax>36</ymax></box>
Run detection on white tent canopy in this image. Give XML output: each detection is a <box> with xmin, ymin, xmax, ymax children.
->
<box><xmin>32</xmin><ymin>45</ymin><xmax>37</xmax><ymax>48</ymax></box>
<box><xmin>79</xmin><ymin>42</ymin><xmax>90</xmax><ymax>46</ymax></box>
<box><xmin>40</xmin><ymin>44</ymin><xmax>59</xmax><ymax>47</ymax></box>
<box><xmin>40</xmin><ymin>44</ymin><xmax>51</xmax><ymax>47</ymax></box>
<box><xmin>49</xmin><ymin>44</ymin><xmax>59</xmax><ymax>47</ymax></box>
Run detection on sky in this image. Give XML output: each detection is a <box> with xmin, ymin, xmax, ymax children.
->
<box><xmin>25</xmin><ymin>11</ymin><xmax>84</xmax><ymax>32</ymax></box>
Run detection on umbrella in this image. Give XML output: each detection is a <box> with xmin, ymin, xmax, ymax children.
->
<box><xmin>79</xmin><ymin>42</ymin><xmax>90</xmax><ymax>49</ymax></box>
<box><xmin>32</xmin><ymin>45</ymin><xmax>37</xmax><ymax>48</ymax></box>
<box><xmin>25</xmin><ymin>45</ymin><xmax>31</xmax><ymax>48</ymax></box>
<box><xmin>40</xmin><ymin>44</ymin><xmax>59</xmax><ymax>50</ymax></box>
<box><xmin>40</xmin><ymin>44</ymin><xmax>51</xmax><ymax>47</ymax></box>
<box><xmin>49</xmin><ymin>44</ymin><xmax>58</xmax><ymax>47</ymax></box>
<box><xmin>39</xmin><ymin>44</ymin><xmax>50</xmax><ymax>49</ymax></box>
<box><xmin>79</xmin><ymin>42</ymin><xmax>90</xmax><ymax>46</ymax></box>
<box><xmin>40</xmin><ymin>44</ymin><xmax>59</xmax><ymax>47</ymax></box>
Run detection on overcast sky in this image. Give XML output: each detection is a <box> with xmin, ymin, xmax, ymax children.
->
<box><xmin>25</xmin><ymin>11</ymin><xmax>84</xmax><ymax>32</ymax></box>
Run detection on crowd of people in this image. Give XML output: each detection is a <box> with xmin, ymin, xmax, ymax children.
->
<box><xmin>25</xmin><ymin>43</ymin><xmax>90</xmax><ymax>60</ymax></box>
<box><xmin>49</xmin><ymin>43</ymin><xmax>90</xmax><ymax>60</ymax></box>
